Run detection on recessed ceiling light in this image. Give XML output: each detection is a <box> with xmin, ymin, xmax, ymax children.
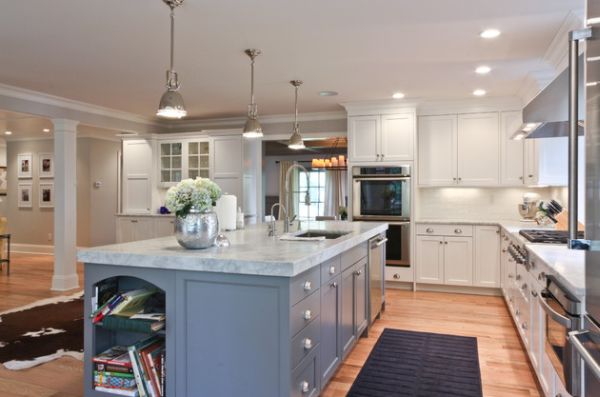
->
<box><xmin>319</xmin><ymin>90</ymin><xmax>338</xmax><ymax>97</ymax></box>
<box><xmin>43</xmin><ymin>128</ymin><xmax>50</xmax><ymax>133</ymax></box>
<box><xmin>473</xmin><ymin>89</ymin><xmax>487</xmax><ymax>96</ymax></box>
<box><xmin>475</xmin><ymin>65</ymin><xmax>491</xmax><ymax>75</ymax></box>
<box><xmin>392</xmin><ymin>92</ymin><xmax>405</xmax><ymax>99</ymax></box>
<box><xmin>480</xmin><ymin>29</ymin><xmax>501</xmax><ymax>39</ymax></box>
<box><xmin>4</xmin><ymin>131</ymin><xmax>12</xmax><ymax>135</ymax></box>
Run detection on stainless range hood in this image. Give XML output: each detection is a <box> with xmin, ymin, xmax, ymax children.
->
<box><xmin>512</xmin><ymin>55</ymin><xmax>585</xmax><ymax>139</ymax></box>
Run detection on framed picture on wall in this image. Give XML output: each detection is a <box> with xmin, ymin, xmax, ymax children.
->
<box><xmin>39</xmin><ymin>182</ymin><xmax>54</xmax><ymax>208</ymax></box>
<box><xmin>17</xmin><ymin>153</ymin><xmax>33</xmax><ymax>179</ymax></box>
<box><xmin>39</xmin><ymin>153</ymin><xmax>54</xmax><ymax>178</ymax></box>
<box><xmin>18</xmin><ymin>183</ymin><xmax>33</xmax><ymax>208</ymax></box>
<box><xmin>0</xmin><ymin>166</ymin><xmax>7</xmax><ymax>196</ymax></box>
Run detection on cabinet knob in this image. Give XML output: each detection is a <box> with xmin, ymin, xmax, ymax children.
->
<box><xmin>303</xmin><ymin>310</ymin><xmax>312</xmax><ymax>321</ymax></box>
<box><xmin>453</xmin><ymin>177</ymin><xmax>457</xmax><ymax>181</ymax></box>
<box><xmin>381</xmin><ymin>154</ymin><xmax>385</xmax><ymax>159</ymax></box>
<box><xmin>458</xmin><ymin>177</ymin><xmax>462</xmax><ymax>181</ymax></box>
<box><xmin>516</xmin><ymin>309</ymin><xmax>521</xmax><ymax>316</ymax></box>
<box><xmin>303</xmin><ymin>281</ymin><xmax>312</xmax><ymax>291</ymax></box>
<box><xmin>528</xmin><ymin>174</ymin><xmax>534</xmax><ymax>178</ymax></box>
<box><xmin>444</xmin><ymin>241</ymin><xmax>448</xmax><ymax>245</ymax></box>
<box><xmin>300</xmin><ymin>381</ymin><xmax>310</xmax><ymax>393</ymax></box>
<box><xmin>330</xmin><ymin>281</ymin><xmax>338</xmax><ymax>289</ymax></box>
<box><xmin>303</xmin><ymin>338</ymin><xmax>313</xmax><ymax>350</ymax></box>
<box><xmin>454</xmin><ymin>228</ymin><xmax>462</xmax><ymax>234</ymax></box>
<box><xmin>519</xmin><ymin>176</ymin><xmax>523</xmax><ymax>180</ymax></box>
<box><xmin>329</xmin><ymin>266</ymin><xmax>336</xmax><ymax>275</ymax></box>
<box><xmin>521</xmin><ymin>322</ymin><xmax>527</xmax><ymax>331</ymax></box>
<box><xmin>502</xmin><ymin>249</ymin><xmax>507</xmax><ymax>253</ymax></box>
<box><xmin>131</xmin><ymin>220</ymin><xmax>138</xmax><ymax>223</ymax></box>
<box><xmin>515</xmin><ymin>274</ymin><xmax>521</xmax><ymax>281</ymax></box>
<box><xmin>376</xmin><ymin>154</ymin><xmax>380</xmax><ymax>160</ymax></box>
<box><xmin>393</xmin><ymin>273</ymin><xmax>400</xmax><ymax>280</ymax></box>
<box><xmin>354</xmin><ymin>269</ymin><xmax>363</xmax><ymax>276</ymax></box>
<box><xmin>531</xmin><ymin>290</ymin><xmax>538</xmax><ymax>298</ymax></box>
<box><xmin>508</xmin><ymin>273</ymin><xmax>514</xmax><ymax>279</ymax></box>
<box><xmin>521</xmin><ymin>283</ymin><xmax>528</xmax><ymax>291</ymax></box>
<box><xmin>439</xmin><ymin>241</ymin><xmax>443</xmax><ymax>245</ymax></box>
<box><xmin>426</xmin><ymin>228</ymin><xmax>434</xmax><ymax>233</ymax></box>
<box><xmin>538</xmin><ymin>272</ymin><xmax>546</xmax><ymax>281</ymax></box>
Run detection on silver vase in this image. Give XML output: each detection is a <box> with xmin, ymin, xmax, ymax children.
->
<box><xmin>175</xmin><ymin>208</ymin><xmax>219</xmax><ymax>249</ymax></box>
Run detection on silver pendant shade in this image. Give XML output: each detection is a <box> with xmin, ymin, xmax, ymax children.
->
<box><xmin>157</xmin><ymin>0</ymin><xmax>187</xmax><ymax>119</ymax></box>
<box><xmin>243</xmin><ymin>49</ymin><xmax>263</xmax><ymax>138</ymax></box>
<box><xmin>288</xmin><ymin>80</ymin><xmax>305</xmax><ymax>150</ymax></box>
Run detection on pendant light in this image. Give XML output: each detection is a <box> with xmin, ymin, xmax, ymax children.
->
<box><xmin>156</xmin><ymin>0</ymin><xmax>187</xmax><ymax>119</ymax></box>
<box><xmin>288</xmin><ymin>80</ymin><xmax>305</xmax><ymax>150</ymax></box>
<box><xmin>243</xmin><ymin>49</ymin><xmax>263</xmax><ymax>138</ymax></box>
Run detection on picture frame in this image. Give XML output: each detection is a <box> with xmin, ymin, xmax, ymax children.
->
<box><xmin>17</xmin><ymin>183</ymin><xmax>33</xmax><ymax>208</ymax></box>
<box><xmin>39</xmin><ymin>153</ymin><xmax>54</xmax><ymax>178</ymax></box>
<box><xmin>17</xmin><ymin>153</ymin><xmax>33</xmax><ymax>179</ymax></box>
<box><xmin>0</xmin><ymin>166</ymin><xmax>7</xmax><ymax>196</ymax></box>
<box><xmin>39</xmin><ymin>182</ymin><xmax>54</xmax><ymax>208</ymax></box>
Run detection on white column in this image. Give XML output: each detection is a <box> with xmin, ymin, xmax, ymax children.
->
<box><xmin>52</xmin><ymin>119</ymin><xmax>79</xmax><ymax>291</ymax></box>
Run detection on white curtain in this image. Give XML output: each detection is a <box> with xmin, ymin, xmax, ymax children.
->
<box><xmin>324</xmin><ymin>170</ymin><xmax>347</xmax><ymax>217</ymax></box>
<box><xmin>278</xmin><ymin>161</ymin><xmax>298</xmax><ymax>219</ymax></box>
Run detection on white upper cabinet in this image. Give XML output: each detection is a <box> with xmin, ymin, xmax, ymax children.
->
<box><xmin>212</xmin><ymin>135</ymin><xmax>243</xmax><ymax>201</ymax></box>
<box><xmin>500</xmin><ymin>111</ymin><xmax>525</xmax><ymax>185</ymax></box>
<box><xmin>456</xmin><ymin>112</ymin><xmax>499</xmax><ymax>186</ymax></box>
<box><xmin>380</xmin><ymin>114</ymin><xmax>415</xmax><ymax>161</ymax></box>
<box><xmin>122</xmin><ymin>139</ymin><xmax>153</xmax><ymax>214</ymax></box>
<box><xmin>348</xmin><ymin>113</ymin><xmax>414</xmax><ymax>163</ymax></box>
<box><xmin>418</xmin><ymin>114</ymin><xmax>457</xmax><ymax>186</ymax></box>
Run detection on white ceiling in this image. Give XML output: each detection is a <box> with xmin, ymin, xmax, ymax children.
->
<box><xmin>0</xmin><ymin>0</ymin><xmax>584</xmax><ymax>120</ymax></box>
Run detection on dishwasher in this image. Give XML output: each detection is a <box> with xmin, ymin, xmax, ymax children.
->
<box><xmin>369</xmin><ymin>234</ymin><xmax>387</xmax><ymax>324</ymax></box>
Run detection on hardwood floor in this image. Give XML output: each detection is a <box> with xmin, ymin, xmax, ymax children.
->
<box><xmin>0</xmin><ymin>254</ymin><xmax>541</xmax><ymax>397</ymax></box>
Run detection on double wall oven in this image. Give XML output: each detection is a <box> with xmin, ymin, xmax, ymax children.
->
<box><xmin>352</xmin><ymin>166</ymin><xmax>411</xmax><ymax>269</ymax></box>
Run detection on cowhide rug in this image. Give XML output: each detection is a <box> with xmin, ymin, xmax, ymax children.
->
<box><xmin>0</xmin><ymin>291</ymin><xmax>84</xmax><ymax>370</ymax></box>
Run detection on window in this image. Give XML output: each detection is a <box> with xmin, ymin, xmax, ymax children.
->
<box><xmin>295</xmin><ymin>169</ymin><xmax>326</xmax><ymax>221</ymax></box>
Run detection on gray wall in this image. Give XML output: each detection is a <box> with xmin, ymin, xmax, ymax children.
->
<box><xmin>6</xmin><ymin>137</ymin><xmax>120</xmax><ymax>247</ymax></box>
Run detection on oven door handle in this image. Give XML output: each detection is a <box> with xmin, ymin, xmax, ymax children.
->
<box><xmin>569</xmin><ymin>330</ymin><xmax>600</xmax><ymax>382</ymax></box>
<box><xmin>539</xmin><ymin>294</ymin><xmax>572</xmax><ymax>328</ymax></box>
<box><xmin>352</xmin><ymin>177</ymin><xmax>411</xmax><ymax>182</ymax></box>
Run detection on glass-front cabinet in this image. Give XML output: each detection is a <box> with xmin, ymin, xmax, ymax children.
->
<box><xmin>158</xmin><ymin>139</ymin><xmax>211</xmax><ymax>187</ymax></box>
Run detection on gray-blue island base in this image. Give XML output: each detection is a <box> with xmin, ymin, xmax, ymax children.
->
<box><xmin>80</xmin><ymin>222</ymin><xmax>387</xmax><ymax>397</ymax></box>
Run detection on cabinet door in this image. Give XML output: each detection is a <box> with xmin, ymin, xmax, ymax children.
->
<box><xmin>474</xmin><ymin>226</ymin><xmax>500</xmax><ymax>287</ymax></box>
<box><xmin>457</xmin><ymin>112</ymin><xmax>500</xmax><ymax>186</ymax></box>
<box><xmin>348</xmin><ymin>115</ymin><xmax>380</xmax><ymax>162</ymax></box>
<box><xmin>416</xmin><ymin>235</ymin><xmax>444</xmax><ymax>284</ymax></box>
<box><xmin>380</xmin><ymin>113</ymin><xmax>414</xmax><ymax>161</ymax></box>
<box><xmin>116</xmin><ymin>218</ymin><xmax>135</xmax><ymax>243</ymax></box>
<box><xmin>500</xmin><ymin>111</ymin><xmax>525</xmax><ymax>185</ymax></box>
<box><xmin>133</xmin><ymin>218</ymin><xmax>155</xmax><ymax>241</ymax></box>
<box><xmin>353</xmin><ymin>260</ymin><xmax>368</xmax><ymax>338</ymax></box>
<box><xmin>443</xmin><ymin>236</ymin><xmax>473</xmax><ymax>286</ymax></box>
<box><xmin>212</xmin><ymin>136</ymin><xmax>243</xmax><ymax>202</ymax></box>
<box><xmin>340</xmin><ymin>267</ymin><xmax>356</xmax><ymax>358</ymax></box>
<box><xmin>320</xmin><ymin>274</ymin><xmax>341</xmax><ymax>386</ymax></box>
<box><xmin>524</xmin><ymin>139</ymin><xmax>539</xmax><ymax>185</ymax></box>
<box><xmin>154</xmin><ymin>217</ymin><xmax>175</xmax><ymax>238</ymax></box>
<box><xmin>418</xmin><ymin>115</ymin><xmax>457</xmax><ymax>186</ymax></box>
<box><xmin>123</xmin><ymin>140</ymin><xmax>153</xmax><ymax>214</ymax></box>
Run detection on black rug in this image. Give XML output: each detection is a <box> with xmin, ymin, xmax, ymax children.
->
<box><xmin>0</xmin><ymin>292</ymin><xmax>83</xmax><ymax>370</ymax></box>
<box><xmin>347</xmin><ymin>328</ymin><xmax>483</xmax><ymax>397</ymax></box>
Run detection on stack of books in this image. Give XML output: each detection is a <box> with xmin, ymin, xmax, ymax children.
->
<box><xmin>93</xmin><ymin>336</ymin><xmax>166</xmax><ymax>397</ymax></box>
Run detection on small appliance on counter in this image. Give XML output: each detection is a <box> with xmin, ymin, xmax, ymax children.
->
<box><xmin>517</xmin><ymin>193</ymin><xmax>538</xmax><ymax>221</ymax></box>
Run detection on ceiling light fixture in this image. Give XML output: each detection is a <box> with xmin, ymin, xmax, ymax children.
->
<box><xmin>288</xmin><ymin>80</ymin><xmax>305</xmax><ymax>150</ymax></box>
<box><xmin>43</xmin><ymin>128</ymin><xmax>50</xmax><ymax>133</ymax></box>
<box><xmin>392</xmin><ymin>92</ymin><xmax>405</xmax><ymax>99</ymax></box>
<box><xmin>156</xmin><ymin>0</ymin><xmax>187</xmax><ymax>119</ymax></box>
<box><xmin>475</xmin><ymin>65</ymin><xmax>491</xmax><ymax>75</ymax></box>
<box><xmin>242</xmin><ymin>49</ymin><xmax>263</xmax><ymax>138</ymax></box>
<box><xmin>473</xmin><ymin>89</ymin><xmax>487</xmax><ymax>96</ymax></box>
<box><xmin>4</xmin><ymin>131</ymin><xmax>12</xmax><ymax>136</ymax></box>
<box><xmin>480</xmin><ymin>29</ymin><xmax>501</xmax><ymax>39</ymax></box>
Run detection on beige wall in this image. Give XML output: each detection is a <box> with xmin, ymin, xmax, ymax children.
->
<box><xmin>6</xmin><ymin>137</ymin><xmax>120</xmax><ymax>248</ymax></box>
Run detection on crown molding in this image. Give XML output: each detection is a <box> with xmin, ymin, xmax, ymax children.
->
<box><xmin>416</xmin><ymin>96</ymin><xmax>522</xmax><ymax>116</ymax></box>
<box><xmin>543</xmin><ymin>10</ymin><xmax>585</xmax><ymax>73</ymax></box>
<box><xmin>341</xmin><ymin>99</ymin><xmax>419</xmax><ymax>116</ymax></box>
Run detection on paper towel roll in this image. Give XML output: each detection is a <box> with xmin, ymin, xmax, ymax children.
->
<box><xmin>216</xmin><ymin>194</ymin><xmax>237</xmax><ymax>231</ymax></box>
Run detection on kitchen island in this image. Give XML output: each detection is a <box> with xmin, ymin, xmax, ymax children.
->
<box><xmin>78</xmin><ymin>221</ymin><xmax>388</xmax><ymax>397</ymax></box>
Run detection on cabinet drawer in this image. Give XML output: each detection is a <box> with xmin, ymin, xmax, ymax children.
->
<box><xmin>416</xmin><ymin>224</ymin><xmax>473</xmax><ymax>237</ymax></box>
<box><xmin>291</xmin><ymin>317</ymin><xmax>320</xmax><ymax>370</ymax></box>
<box><xmin>321</xmin><ymin>256</ymin><xmax>341</xmax><ymax>286</ymax></box>
<box><xmin>290</xmin><ymin>267</ymin><xmax>320</xmax><ymax>306</ymax></box>
<box><xmin>290</xmin><ymin>290</ymin><xmax>320</xmax><ymax>337</ymax></box>
<box><xmin>341</xmin><ymin>242</ymin><xmax>368</xmax><ymax>271</ymax></box>
<box><xmin>384</xmin><ymin>266</ymin><xmax>414</xmax><ymax>282</ymax></box>
<box><xmin>291</xmin><ymin>347</ymin><xmax>319</xmax><ymax>397</ymax></box>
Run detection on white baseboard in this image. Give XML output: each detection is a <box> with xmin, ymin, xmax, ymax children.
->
<box><xmin>12</xmin><ymin>243</ymin><xmax>54</xmax><ymax>255</ymax></box>
<box><xmin>414</xmin><ymin>283</ymin><xmax>502</xmax><ymax>296</ymax></box>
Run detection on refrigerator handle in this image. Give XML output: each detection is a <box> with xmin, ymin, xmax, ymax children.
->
<box><xmin>569</xmin><ymin>330</ymin><xmax>600</xmax><ymax>382</ymax></box>
<box><xmin>568</xmin><ymin>28</ymin><xmax>592</xmax><ymax>249</ymax></box>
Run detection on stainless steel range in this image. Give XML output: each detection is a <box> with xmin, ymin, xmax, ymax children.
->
<box><xmin>519</xmin><ymin>230</ymin><xmax>585</xmax><ymax>245</ymax></box>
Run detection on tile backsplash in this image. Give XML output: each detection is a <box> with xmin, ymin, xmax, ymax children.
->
<box><xmin>416</xmin><ymin>187</ymin><xmax>566</xmax><ymax>221</ymax></box>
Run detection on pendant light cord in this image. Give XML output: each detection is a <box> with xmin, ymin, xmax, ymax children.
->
<box><xmin>170</xmin><ymin>8</ymin><xmax>175</xmax><ymax>72</ymax></box>
<box><xmin>250</xmin><ymin>58</ymin><xmax>255</xmax><ymax>105</ymax></box>
<box><xmin>294</xmin><ymin>84</ymin><xmax>299</xmax><ymax>130</ymax></box>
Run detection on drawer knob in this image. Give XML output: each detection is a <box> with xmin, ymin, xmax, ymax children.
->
<box><xmin>300</xmin><ymin>381</ymin><xmax>310</xmax><ymax>393</ymax></box>
<box><xmin>516</xmin><ymin>309</ymin><xmax>521</xmax><ymax>316</ymax></box>
<box><xmin>502</xmin><ymin>249</ymin><xmax>507</xmax><ymax>253</ymax></box>
<box><xmin>329</xmin><ymin>266</ymin><xmax>336</xmax><ymax>275</ymax></box>
<box><xmin>528</xmin><ymin>174</ymin><xmax>534</xmax><ymax>178</ymax></box>
<box><xmin>454</xmin><ymin>228</ymin><xmax>462</xmax><ymax>234</ymax></box>
<box><xmin>354</xmin><ymin>269</ymin><xmax>363</xmax><ymax>276</ymax></box>
<box><xmin>508</xmin><ymin>274</ymin><xmax>514</xmax><ymax>279</ymax></box>
<box><xmin>439</xmin><ymin>241</ymin><xmax>443</xmax><ymax>245</ymax></box>
<box><xmin>303</xmin><ymin>310</ymin><xmax>312</xmax><ymax>321</ymax></box>
<box><xmin>303</xmin><ymin>281</ymin><xmax>312</xmax><ymax>291</ymax></box>
<box><xmin>521</xmin><ymin>283</ymin><xmax>528</xmax><ymax>291</ymax></box>
<box><xmin>330</xmin><ymin>282</ymin><xmax>338</xmax><ymax>289</ymax></box>
<box><xmin>515</xmin><ymin>274</ymin><xmax>521</xmax><ymax>281</ymax></box>
<box><xmin>426</xmin><ymin>228</ymin><xmax>433</xmax><ymax>233</ymax></box>
<box><xmin>393</xmin><ymin>273</ymin><xmax>400</xmax><ymax>280</ymax></box>
<box><xmin>521</xmin><ymin>322</ymin><xmax>527</xmax><ymax>331</ymax></box>
<box><xmin>303</xmin><ymin>338</ymin><xmax>313</xmax><ymax>350</ymax></box>
<box><xmin>531</xmin><ymin>290</ymin><xmax>538</xmax><ymax>298</ymax></box>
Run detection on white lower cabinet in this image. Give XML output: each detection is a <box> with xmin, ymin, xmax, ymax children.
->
<box><xmin>443</xmin><ymin>237</ymin><xmax>473</xmax><ymax>286</ymax></box>
<box><xmin>474</xmin><ymin>226</ymin><xmax>501</xmax><ymax>287</ymax></box>
<box><xmin>416</xmin><ymin>235</ymin><xmax>444</xmax><ymax>284</ymax></box>
<box><xmin>116</xmin><ymin>216</ymin><xmax>176</xmax><ymax>243</ymax></box>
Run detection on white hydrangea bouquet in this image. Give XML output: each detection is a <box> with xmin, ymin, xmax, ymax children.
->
<box><xmin>165</xmin><ymin>178</ymin><xmax>222</xmax><ymax>218</ymax></box>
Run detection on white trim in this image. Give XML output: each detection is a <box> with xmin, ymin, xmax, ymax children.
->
<box><xmin>543</xmin><ymin>11</ymin><xmax>584</xmax><ymax>73</ymax></box>
<box><xmin>414</xmin><ymin>283</ymin><xmax>501</xmax><ymax>296</ymax></box>
<box><xmin>417</xmin><ymin>97</ymin><xmax>523</xmax><ymax>116</ymax></box>
<box><xmin>342</xmin><ymin>100</ymin><xmax>420</xmax><ymax>116</ymax></box>
<box><xmin>12</xmin><ymin>243</ymin><xmax>54</xmax><ymax>255</ymax></box>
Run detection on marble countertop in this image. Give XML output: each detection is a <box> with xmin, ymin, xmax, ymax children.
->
<box><xmin>416</xmin><ymin>218</ymin><xmax>584</xmax><ymax>296</ymax></box>
<box><xmin>78</xmin><ymin>221</ymin><xmax>388</xmax><ymax>277</ymax></box>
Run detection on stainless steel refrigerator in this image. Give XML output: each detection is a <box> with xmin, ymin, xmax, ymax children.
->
<box><xmin>569</xmin><ymin>2</ymin><xmax>600</xmax><ymax>396</ymax></box>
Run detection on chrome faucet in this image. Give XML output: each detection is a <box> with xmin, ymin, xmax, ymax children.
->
<box><xmin>269</xmin><ymin>203</ymin><xmax>288</xmax><ymax>237</ymax></box>
<box><xmin>284</xmin><ymin>163</ymin><xmax>311</xmax><ymax>233</ymax></box>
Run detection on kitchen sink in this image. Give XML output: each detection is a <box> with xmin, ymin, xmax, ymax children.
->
<box><xmin>294</xmin><ymin>230</ymin><xmax>350</xmax><ymax>239</ymax></box>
